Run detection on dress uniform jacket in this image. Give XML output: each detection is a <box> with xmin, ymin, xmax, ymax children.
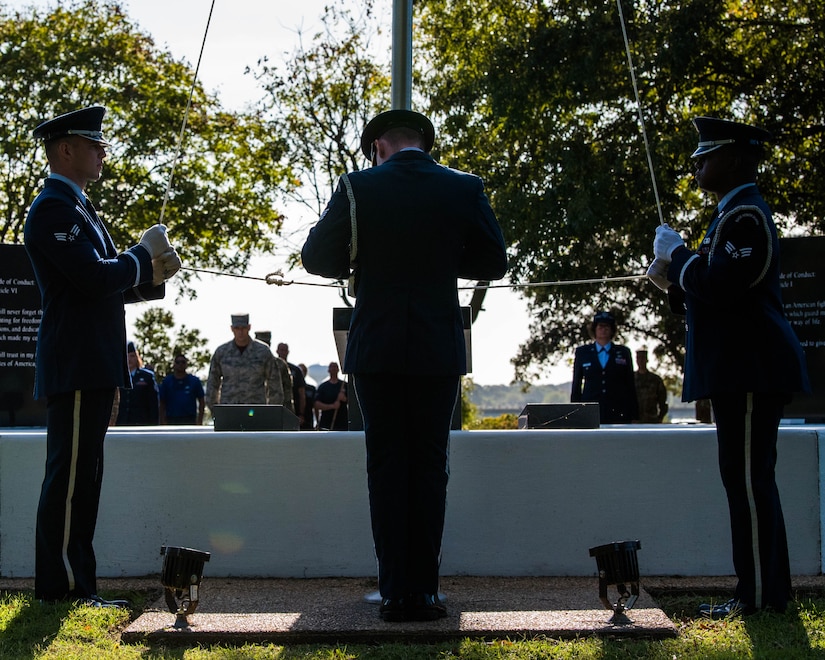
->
<box><xmin>115</xmin><ymin>367</ymin><xmax>159</xmax><ymax>425</ymax></box>
<box><xmin>571</xmin><ymin>343</ymin><xmax>639</xmax><ymax>423</ymax></box>
<box><xmin>302</xmin><ymin>148</ymin><xmax>507</xmax><ymax>602</ymax></box>
<box><xmin>25</xmin><ymin>174</ymin><xmax>163</xmax><ymax>602</ymax></box>
<box><xmin>24</xmin><ymin>178</ymin><xmax>162</xmax><ymax>398</ymax></box>
<box><xmin>302</xmin><ymin>149</ymin><xmax>508</xmax><ymax>375</ymax></box>
<box><xmin>667</xmin><ymin>185</ymin><xmax>809</xmax><ymax>400</ymax></box>
<box><xmin>664</xmin><ymin>180</ymin><xmax>808</xmax><ymax>613</ymax></box>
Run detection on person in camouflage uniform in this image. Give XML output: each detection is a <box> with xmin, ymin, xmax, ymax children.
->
<box><xmin>634</xmin><ymin>349</ymin><xmax>668</xmax><ymax>423</ymax></box>
<box><xmin>274</xmin><ymin>351</ymin><xmax>294</xmax><ymax>413</ymax></box>
<box><xmin>205</xmin><ymin>313</ymin><xmax>284</xmax><ymax>410</ymax></box>
<box><xmin>253</xmin><ymin>331</ymin><xmax>295</xmax><ymax>413</ymax></box>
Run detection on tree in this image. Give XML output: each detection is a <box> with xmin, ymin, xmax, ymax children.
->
<box><xmin>460</xmin><ymin>377</ymin><xmax>479</xmax><ymax>428</ymax></box>
<box><xmin>252</xmin><ymin>2</ymin><xmax>391</xmax><ymax>276</ymax></box>
<box><xmin>416</xmin><ymin>0</ymin><xmax>825</xmax><ymax>383</ymax></box>
<box><xmin>0</xmin><ymin>1</ymin><xmax>295</xmax><ymax>295</ymax></box>
<box><xmin>131</xmin><ymin>307</ymin><xmax>211</xmax><ymax>380</ymax></box>
<box><xmin>255</xmin><ymin>2</ymin><xmax>500</xmax><ymax>316</ymax></box>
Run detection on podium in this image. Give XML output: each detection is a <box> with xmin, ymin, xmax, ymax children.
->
<box><xmin>518</xmin><ymin>403</ymin><xmax>600</xmax><ymax>429</ymax></box>
<box><xmin>212</xmin><ymin>404</ymin><xmax>300</xmax><ymax>431</ymax></box>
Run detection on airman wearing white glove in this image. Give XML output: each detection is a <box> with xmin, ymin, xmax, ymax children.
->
<box><xmin>646</xmin><ymin>258</ymin><xmax>672</xmax><ymax>292</ymax></box>
<box><xmin>139</xmin><ymin>224</ymin><xmax>172</xmax><ymax>259</ymax></box>
<box><xmin>653</xmin><ymin>224</ymin><xmax>685</xmax><ymax>261</ymax></box>
<box><xmin>151</xmin><ymin>248</ymin><xmax>182</xmax><ymax>286</ymax></box>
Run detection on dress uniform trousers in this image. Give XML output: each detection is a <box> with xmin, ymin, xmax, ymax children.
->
<box><xmin>711</xmin><ymin>391</ymin><xmax>791</xmax><ymax>611</ymax></box>
<box><xmin>354</xmin><ymin>373</ymin><xmax>459</xmax><ymax>600</ymax></box>
<box><xmin>35</xmin><ymin>388</ymin><xmax>116</xmax><ymax>600</ymax></box>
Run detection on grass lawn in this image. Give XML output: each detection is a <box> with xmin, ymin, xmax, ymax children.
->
<box><xmin>2</xmin><ymin>588</ymin><xmax>825</xmax><ymax>659</ymax></box>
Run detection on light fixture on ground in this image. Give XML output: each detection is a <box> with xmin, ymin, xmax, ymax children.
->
<box><xmin>160</xmin><ymin>545</ymin><xmax>211</xmax><ymax>627</ymax></box>
<box><xmin>588</xmin><ymin>540</ymin><xmax>641</xmax><ymax>625</ymax></box>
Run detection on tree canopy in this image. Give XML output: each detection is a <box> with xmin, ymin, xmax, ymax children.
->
<box><xmin>0</xmin><ymin>0</ymin><xmax>295</xmax><ymax>295</ymax></box>
<box><xmin>4</xmin><ymin>0</ymin><xmax>823</xmax><ymax>388</ymax></box>
<box><xmin>251</xmin><ymin>2</ymin><xmax>391</xmax><ymax>275</ymax></box>
<box><xmin>416</xmin><ymin>0</ymin><xmax>825</xmax><ymax>383</ymax></box>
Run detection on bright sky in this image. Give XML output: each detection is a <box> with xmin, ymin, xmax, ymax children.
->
<box><xmin>10</xmin><ymin>0</ymin><xmax>570</xmax><ymax>385</ymax></box>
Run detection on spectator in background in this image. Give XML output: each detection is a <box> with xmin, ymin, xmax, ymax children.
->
<box><xmin>315</xmin><ymin>362</ymin><xmax>348</xmax><ymax>430</ymax></box>
<box><xmin>695</xmin><ymin>399</ymin><xmax>713</xmax><ymax>423</ymax></box>
<box><xmin>571</xmin><ymin>311</ymin><xmax>639</xmax><ymax>424</ymax></box>
<box><xmin>634</xmin><ymin>349</ymin><xmax>669</xmax><ymax>423</ymax></box>
<box><xmin>274</xmin><ymin>353</ymin><xmax>294</xmax><ymax>414</ymax></box>
<box><xmin>277</xmin><ymin>342</ymin><xmax>307</xmax><ymax>426</ymax></box>
<box><xmin>115</xmin><ymin>341</ymin><xmax>159</xmax><ymax>425</ymax></box>
<box><xmin>254</xmin><ymin>330</ymin><xmax>294</xmax><ymax>413</ymax></box>
<box><xmin>205</xmin><ymin>313</ymin><xmax>283</xmax><ymax>410</ymax></box>
<box><xmin>299</xmin><ymin>363</ymin><xmax>317</xmax><ymax>429</ymax></box>
<box><xmin>159</xmin><ymin>353</ymin><xmax>204</xmax><ymax>425</ymax></box>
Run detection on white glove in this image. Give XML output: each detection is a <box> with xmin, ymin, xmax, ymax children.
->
<box><xmin>646</xmin><ymin>258</ymin><xmax>672</xmax><ymax>292</ymax></box>
<box><xmin>653</xmin><ymin>224</ymin><xmax>685</xmax><ymax>260</ymax></box>
<box><xmin>151</xmin><ymin>248</ymin><xmax>182</xmax><ymax>286</ymax></box>
<box><xmin>139</xmin><ymin>224</ymin><xmax>172</xmax><ymax>259</ymax></box>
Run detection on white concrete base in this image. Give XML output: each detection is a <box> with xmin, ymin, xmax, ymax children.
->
<box><xmin>1</xmin><ymin>425</ymin><xmax>822</xmax><ymax>578</ymax></box>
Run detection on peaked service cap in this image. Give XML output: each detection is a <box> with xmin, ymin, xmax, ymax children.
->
<box><xmin>591</xmin><ymin>311</ymin><xmax>616</xmax><ymax>328</ymax></box>
<box><xmin>691</xmin><ymin>116</ymin><xmax>772</xmax><ymax>158</ymax></box>
<box><xmin>360</xmin><ymin>109</ymin><xmax>435</xmax><ymax>159</ymax></box>
<box><xmin>33</xmin><ymin>106</ymin><xmax>111</xmax><ymax>146</ymax></box>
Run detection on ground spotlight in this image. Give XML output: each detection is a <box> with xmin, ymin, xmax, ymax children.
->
<box><xmin>588</xmin><ymin>540</ymin><xmax>641</xmax><ymax>625</ymax></box>
<box><xmin>160</xmin><ymin>545</ymin><xmax>211</xmax><ymax>627</ymax></box>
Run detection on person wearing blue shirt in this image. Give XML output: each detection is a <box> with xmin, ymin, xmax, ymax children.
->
<box><xmin>159</xmin><ymin>353</ymin><xmax>205</xmax><ymax>425</ymax></box>
<box><xmin>571</xmin><ymin>311</ymin><xmax>639</xmax><ymax>423</ymax></box>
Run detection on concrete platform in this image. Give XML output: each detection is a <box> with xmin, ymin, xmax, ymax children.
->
<box><xmin>120</xmin><ymin>576</ymin><xmax>677</xmax><ymax>644</ymax></box>
<box><xmin>6</xmin><ymin>574</ymin><xmax>825</xmax><ymax>645</ymax></box>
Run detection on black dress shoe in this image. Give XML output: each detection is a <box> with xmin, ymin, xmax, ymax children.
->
<box><xmin>407</xmin><ymin>593</ymin><xmax>447</xmax><ymax>621</ymax></box>
<box><xmin>379</xmin><ymin>597</ymin><xmax>408</xmax><ymax>622</ymax></box>
<box><xmin>698</xmin><ymin>598</ymin><xmax>756</xmax><ymax>618</ymax></box>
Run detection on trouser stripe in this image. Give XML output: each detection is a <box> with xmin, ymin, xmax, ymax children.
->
<box><xmin>743</xmin><ymin>392</ymin><xmax>762</xmax><ymax>607</ymax></box>
<box><xmin>61</xmin><ymin>391</ymin><xmax>82</xmax><ymax>592</ymax></box>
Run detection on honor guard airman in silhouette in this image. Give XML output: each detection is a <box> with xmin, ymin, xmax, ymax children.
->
<box><xmin>24</xmin><ymin>105</ymin><xmax>180</xmax><ymax>605</ymax></box>
<box><xmin>650</xmin><ymin>116</ymin><xmax>810</xmax><ymax>616</ymax></box>
<box><xmin>303</xmin><ymin>109</ymin><xmax>507</xmax><ymax>621</ymax></box>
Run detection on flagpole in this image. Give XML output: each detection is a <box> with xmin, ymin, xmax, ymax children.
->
<box><xmin>391</xmin><ymin>0</ymin><xmax>413</xmax><ymax>110</ymax></box>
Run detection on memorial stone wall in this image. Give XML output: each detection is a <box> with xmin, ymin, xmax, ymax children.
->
<box><xmin>0</xmin><ymin>243</ymin><xmax>45</xmax><ymax>426</ymax></box>
<box><xmin>780</xmin><ymin>236</ymin><xmax>825</xmax><ymax>421</ymax></box>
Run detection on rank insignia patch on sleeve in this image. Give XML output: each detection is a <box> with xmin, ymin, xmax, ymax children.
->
<box><xmin>54</xmin><ymin>224</ymin><xmax>81</xmax><ymax>243</ymax></box>
<box><xmin>725</xmin><ymin>241</ymin><xmax>752</xmax><ymax>259</ymax></box>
